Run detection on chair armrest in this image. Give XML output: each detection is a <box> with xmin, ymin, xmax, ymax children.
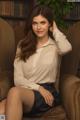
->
<box><xmin>0</xmin><ymin>71</ymin><xmax>14</xmax><ymax>101</ymax></box>
<box><xmin>60</xmin><ymin>74</ymin><xmax>80</xmax><ymax>120</ymax></box>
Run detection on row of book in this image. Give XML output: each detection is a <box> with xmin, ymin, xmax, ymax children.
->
<box><xmin>65</xmin><ymin>3</ymin><xmax>80</xmax><ymax>20</ymax></box>
<box><xmin>0</xmin><ymin>1</ymin><xmax>28</xmax><ymax>18</ymax></box>
<box><xmin>70</xmin><ymin>3</ymin><xmax>80</xmax><ymax>19</ymax></box>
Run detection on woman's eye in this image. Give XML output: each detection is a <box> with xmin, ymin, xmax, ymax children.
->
<box><xmin>41</xmin><ymin>22</ymin><xmax>46</xmax><ymax>24</ymax></box>
<box><xmin>32</xmin><ymin>22</ymin><xmax>37</xmax><ymax>25</ymax></box>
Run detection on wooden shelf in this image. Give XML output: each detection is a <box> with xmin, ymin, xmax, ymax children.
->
<box><xmin>64</xmin><ymin>18</ymin><xmax>80</xmax><ymax>21</ymax></box>
<box><xmin>0</xmin><ymin>15</ymin><xmax>27</xmax><ymax>21</ymax></box>
<box><xmin>0</xmin><ymin>0</ymin><xmax>35</xmax><ymax>21</ymax></box>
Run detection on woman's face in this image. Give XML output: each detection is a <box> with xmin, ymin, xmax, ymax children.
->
<box><xmin>32</xmin><ymin>15</ymin><xmax>50</xmax><ymax>39</ymax></box>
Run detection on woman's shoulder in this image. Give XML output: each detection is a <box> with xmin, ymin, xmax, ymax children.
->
<box><xmin>49</xmin><ymin>37</ymin><xmax>59</xmax><ymax>53</ymax></box>
<box><xmin>49</xmin><ymin>37</ymin><xmax>58</xmax><ymax>48</ymax></box>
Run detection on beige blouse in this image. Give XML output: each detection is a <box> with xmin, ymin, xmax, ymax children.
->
<box><xmin>14</xmin><ymin>28</ymin><xmax>72</xmax><ymax>91</ymax></box>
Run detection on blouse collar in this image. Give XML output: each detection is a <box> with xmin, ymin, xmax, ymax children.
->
<box><xmin>41</xmin><ymin>37</ymin><xmax>55</xmax><ymax>47</ymax></box>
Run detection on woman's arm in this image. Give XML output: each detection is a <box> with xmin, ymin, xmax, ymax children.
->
<box><xmin>14</xmin><ymin>59</ymin><xmax>40</xmax><ymax>91</ymax></box>
<box><xmin>53</xmin><ymin>21</ymin><xmax>72</xmax><ymax>55</ymax></box>
<box><xmin>14</xmin><ymin>47</ymin><xmax>40</xmax><ymax>91</ymax></box>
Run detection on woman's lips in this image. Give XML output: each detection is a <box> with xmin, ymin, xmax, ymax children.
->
<box><xmin>37</xmin><ymin>31</ymin><xmax>43</xmax><ymax>34</ymax></box>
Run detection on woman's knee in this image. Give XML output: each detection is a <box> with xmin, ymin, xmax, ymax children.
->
<box><xmin>7</xmin><ymin>87</ymin><xmax>20</xmax><ymax>100</ymax></box>
<box><xmin>0</xmin><ymin>99</ymin><xmax>6</xmax><ymax>114</ymax></box>
<box><xmin>0</xmin><ymin>104</ymin><xmax>5</xmax><ymax>114</ymax></box>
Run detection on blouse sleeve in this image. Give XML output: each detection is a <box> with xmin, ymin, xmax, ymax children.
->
<box><xmin>53</xmin><ymin>26</ymin><xmax>72</xmax><ymax>55</ymax></box>
<box><xmin>14</xmin><ymin>47</ymin><xmax>40</xmax><ymax>91</ymax></box>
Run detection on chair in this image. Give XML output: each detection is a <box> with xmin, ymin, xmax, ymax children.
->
<box><xmin>59</xmin><ymin>22</ymin><xmax>80</xmax><ymax>120</ymax></box>
<box><xmin>0</xmin><ymin>18</ymin><xmax>80</xmax><ymax>120</ymax></box>
<box><xmin>0</xmin><ymin>18</ymin><xmax>15</xmax><ymax>101</ymax></box>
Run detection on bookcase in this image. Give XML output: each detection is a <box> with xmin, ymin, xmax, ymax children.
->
<box><xmin>0</xmin><ymin>0</ymin><xmax>34</xmax><ymax>20</ymax></box>
<box><xmin>64</xmin><ymin>2</ymin><xmax>80</xmax><ymax>22</ymax></box>
<box><xmin>0</xmin><ymin>0</ymin><xmax>35</xmax><ymax>27</ymax></box>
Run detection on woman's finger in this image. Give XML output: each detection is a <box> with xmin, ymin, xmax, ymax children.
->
<box><xmin>44</xmin><ymin>92</ymin><xmax>54</xmax><ymax>106</ymax></box>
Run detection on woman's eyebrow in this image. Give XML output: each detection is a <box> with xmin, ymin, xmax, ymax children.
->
<box><xmin>32</xmin><ymin>20</ymin><xmax>46</xmax><ymax>23</ymax></box>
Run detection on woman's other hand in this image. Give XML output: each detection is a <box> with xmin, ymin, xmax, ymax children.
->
<box><xmin>49</xmin><ymin>21</ymin><xmax>58</xmax><ymax>32</ymax></box>
<box><xmin>39</xmin><ymin>86</ymin><xmax>54</xmax><ymax>106</ymax></box>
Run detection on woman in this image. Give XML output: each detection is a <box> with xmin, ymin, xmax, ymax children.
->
<box><xmin>0</xmin><ymin>5</ymin><xmax>72</xmax><ymax>120</ymax></box>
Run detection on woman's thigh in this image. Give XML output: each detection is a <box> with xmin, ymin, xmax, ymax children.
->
<box><xmin>7</xmin><ymin>87</ymin><xmax>35</xmax><ymax>113</ymax></box>
<box><xmin>18</xmin><ymin>87</ymin><xmax>35</xmax><ymax>112</ymax></box>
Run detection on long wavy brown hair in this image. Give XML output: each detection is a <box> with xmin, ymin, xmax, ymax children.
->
<box><xmin>19</xmin><ymin>5</ymin><xmax>55</xmax><ymax>61</ymax></box>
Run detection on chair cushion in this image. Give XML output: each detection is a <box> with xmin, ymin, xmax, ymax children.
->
<box><xmin>43</xmin><ymin>105</ymin><xmax>67</xmax><ymax>120</ymax></box>
<box><xmin>23</xmin><ymin>105</ymin><xmax>67</xmax><ymax>120</ymax></box>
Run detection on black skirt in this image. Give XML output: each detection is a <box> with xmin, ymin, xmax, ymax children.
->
<box><xmin>25</xmin><ymin>83</ymin><xmax>61</xmax><ymax>116</ymax></box>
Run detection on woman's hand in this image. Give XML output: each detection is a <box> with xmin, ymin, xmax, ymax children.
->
<box><xmin>49</xmin><ymin>21</ymin><xmax>58</xmax><ymax>32</ymax></box>
<box><xmin>39</xmin><ymin>86</ymin><xmax>54</xmax><ymax>106</ymax></box>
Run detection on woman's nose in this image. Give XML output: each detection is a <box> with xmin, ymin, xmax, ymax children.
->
<box><xmin>37</xmin><ymin>24</ymin><xmax>41</xmax><ymax>30</ymax></box>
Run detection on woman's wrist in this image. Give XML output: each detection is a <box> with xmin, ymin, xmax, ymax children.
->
<box><xmin>38</xmin><ymin>86</ymin><xmax>43</xmax><ymax>93</ymax></box>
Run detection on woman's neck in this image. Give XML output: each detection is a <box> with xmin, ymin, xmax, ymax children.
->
<box><xmin>37</xmin><ymin>35</ymin><xmax>49</xmax><ymax>48</ymax></box>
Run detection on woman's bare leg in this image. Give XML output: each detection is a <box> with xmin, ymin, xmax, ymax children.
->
<box><xmin>5</xmin><ymin>87</ymin><xmax>35</xmax><ymax>120</ymax></box>
<box><xmin>0</xmin><ymin>99</ymin><xmax>6</xmax><ymax>114</ymax></box>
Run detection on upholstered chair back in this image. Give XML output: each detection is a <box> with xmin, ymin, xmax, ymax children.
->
<box><xmin>0</xmin><ymin>18</ymin><xmax>15</xmax><ymax>100</ymax></box>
